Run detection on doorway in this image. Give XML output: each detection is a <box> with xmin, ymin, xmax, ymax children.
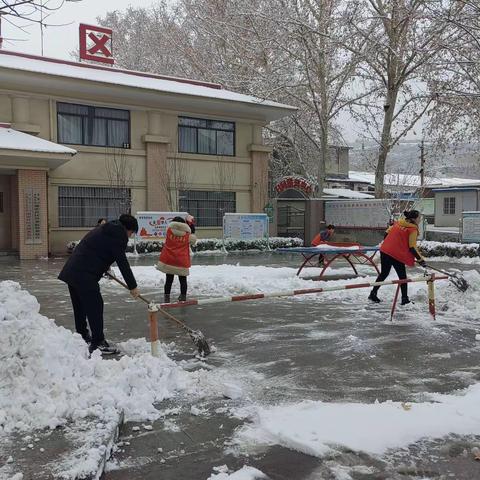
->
<box><xmin>0</xmin><ymin>175</ymin><xmax>11</xmax><ymax>250</ymax></box>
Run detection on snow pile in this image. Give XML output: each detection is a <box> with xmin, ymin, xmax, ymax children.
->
<box><xmin>208</xmin><ymin>465</ymin><xmax>267</xmax><ymax>480</ymax></box>
<box><xmin>0</xmin><ymin>281</ymin><xmax>238</xmax><ymax>433</ymax></box>
<box><xmin>419</xmin><ymin>240</ymin><xmax>480</xmax><ymax>258</ymax></box>
<box><xmin>233</xmin><ymin>382</ymin><xmax>480</xmax><ymax>458</ymax></box>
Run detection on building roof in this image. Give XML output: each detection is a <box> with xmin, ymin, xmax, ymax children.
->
<box><xmin>0</xmin><ymin>124</ymin><xmax>76</xmax><ymax>155</ymax></box>
<box><xmin>348</xmin><ymin>171</ymin><xmax>480</xmax><ymax>189</ymax></box>
<box><xmin>323</xmin><ymin>188</ymin><xmax>374</xmax><ymax>199</ymax></box>
<box><xmin>0</xmin><ymin>50</ymin><xmax>295</xmax><ymax>121</ymax></box>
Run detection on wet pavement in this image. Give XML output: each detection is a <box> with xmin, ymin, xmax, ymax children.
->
<box><xmin>1</xmin><ymin>253</ymin><xmax>480</xmax><ymax>479</ymax></box>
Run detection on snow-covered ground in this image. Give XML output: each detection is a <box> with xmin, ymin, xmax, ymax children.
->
<box><xmin>3</xmin><ymin>257</ymin><xmax>480</xmax><ymax>479</ymax></box>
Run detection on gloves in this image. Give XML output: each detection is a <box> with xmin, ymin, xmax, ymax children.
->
<box><xmin>418</xmin><ymin>259</ymin><xmax>427</xmax><ymax>268</ymax></box>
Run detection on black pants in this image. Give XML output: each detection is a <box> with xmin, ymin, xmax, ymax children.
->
<box><xmin>68</xmin><ymin>284</ymin><xmax>104</xmax><ymax>346</ymax></box>
<box><xmin>371</xmin><ymin>252</ymin><xmax>408</xmax><ymax>299</ymax></box>
<box><xmin>164</xmin><ymin>274</ymin><xmax>187</xmax><ymax>296</ymax></box>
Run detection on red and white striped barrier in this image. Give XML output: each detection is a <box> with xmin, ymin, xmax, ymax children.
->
<box><xmin>159</xmin><ymin>275</ymin><xmax>448</xmax><ymax>318</ymax></box>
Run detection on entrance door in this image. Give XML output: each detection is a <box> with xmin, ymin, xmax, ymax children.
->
<box><xmin>277</xmin><ymin>201</ymin><xmax>306</xmax><ymax>240</ymax></box>
<box><xmin>0</xmin><ymin>175</ymin><xmax>11</xmax><ymax>250</ymax></box>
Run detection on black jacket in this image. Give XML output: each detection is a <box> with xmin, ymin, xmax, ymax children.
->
<box><xmin>58</xmin><ymin>220</ymin><xmax>137</xmax><ymax>290</ymax></box>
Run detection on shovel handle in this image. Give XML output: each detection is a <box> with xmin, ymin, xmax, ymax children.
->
<box><xmin>105</xmin><ymin>272</ymin><xmax>152</xmax><ymax>305</ymax></box>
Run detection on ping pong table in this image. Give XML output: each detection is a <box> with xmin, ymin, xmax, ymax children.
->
<box><xmin>277</xmin><ymin>243</ymin><xmax>380</xmax><ymax>278</ymax></box>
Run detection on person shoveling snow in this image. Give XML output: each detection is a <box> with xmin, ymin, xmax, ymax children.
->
<box><xmin>58</xmin><ymin>214</ymin><xmax>141</xmax><ymax>355</ymax></box>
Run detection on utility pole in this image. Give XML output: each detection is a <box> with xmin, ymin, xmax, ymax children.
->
<box><xmin>419</xmin><ymin>139</ymin><xmax>425</xmax><ymax>187</ymax></box>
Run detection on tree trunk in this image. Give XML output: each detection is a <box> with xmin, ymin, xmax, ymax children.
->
<box><xmin>375</xmin><ymin>88</ymin><xmax>398</xmax><ymax>198</ymax></box>
<box><xmin>317</xmin><ymin>125</ymin><xmax>328</xmax><ymax>197</ymax></box>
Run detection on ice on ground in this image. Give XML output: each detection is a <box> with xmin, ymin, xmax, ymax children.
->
<box><xmin>208</xmin><ymin>465</ymin><xmax>267</xmax><ymax>480</ymax></box>
<box><xmin>233</xmin><ymin>382</ymin><xmax>480</xmax><ymax>458</ymax></box>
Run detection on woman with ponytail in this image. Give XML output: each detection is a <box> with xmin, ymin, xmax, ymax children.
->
<box><xmin>368</xmin><ymin>210</ymin><xmax>426</xmax><ymax>305</ymax></box>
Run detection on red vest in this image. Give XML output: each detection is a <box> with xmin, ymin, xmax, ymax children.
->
<box><xmin>159</xmin><ymin>228</ymin><xmax>191</xmax><ymax>269</ymax></box>
<box><xmin>380</xmin><ymin>222</ymin><xmax>417</xmax><ymax>267</ymax></box>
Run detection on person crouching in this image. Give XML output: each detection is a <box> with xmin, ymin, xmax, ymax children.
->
<box><xmin>156</xmin><ymin>216</ymin><xmax>197</xmax><ymax>302</ymax></box>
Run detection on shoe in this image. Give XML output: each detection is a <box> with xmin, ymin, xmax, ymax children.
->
<box><xmin>89</xmin><ymin>340</ymin><xmax>119</xmax><ymax>355</ymax></box>
<box><xmin>401</xmin><ymin>298</ymin><xmax>414</xmax><ymax>306</ymax></box>
<box><xmin>81</xmin><ymin>332</ymin><xmax>92</xmax><ymax>344</ymax></box>
<box><xmin>368</xmin><ymin>293</ymin><xmax>381</xmax><ymax>303</ymax></box>
<box><xmin>177</xmin><ymin>294</ymin><xmax>187</xmax><ymax>302</ymax></box>
<box><xmin>163</xmin><ymin>294</ymin><xmax>171</xmax><ymax>304</ymax></box>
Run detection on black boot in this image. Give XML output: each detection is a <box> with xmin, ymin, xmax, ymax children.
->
<box><xmin>178</xmin><ymin>294</ymin><xmax>187</xmax><ymax>302</ymax></box>
<box><xmin>164</xmin><ymin>294</ymin><xmax>171</xmax><ymax>304</ymax></box>
<box><xmin>368</xmin><ymin>291</ymin><xmax>381</xmax><ymax>303</ymax></box>
<box><xmin>89</xmin><ymin>339</ymin><xmax>119</xmax><ymax>356</ymax></box>
<box><xmin>401</xmin><ymin>297</ymin><xmax>413</xmax><ymax>305</ymax></box>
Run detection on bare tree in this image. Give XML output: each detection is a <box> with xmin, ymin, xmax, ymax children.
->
<box><xmin>345</xmin><ymin>0</ymin><xmax>460</xmax><ymax>198</ymax></box>
<box><xmin>104</xmin><ymin>148</ymin><xmax>133</xmax><ymax>217</ymax></box>
<box><xmin>0</xmin><ymin>0</ymin><xmax>83</xmax><ymax>51</ymax></box>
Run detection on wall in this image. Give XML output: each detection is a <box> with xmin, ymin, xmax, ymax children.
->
<box><xmin>0</xmin><ymin>88</ymin><xmax>268</xmax><ymax>254</ymax></box>
<box><xmin>433</xmin><ymin>191</ymin><xmax>478</xmax><ymax>228</ymax></box>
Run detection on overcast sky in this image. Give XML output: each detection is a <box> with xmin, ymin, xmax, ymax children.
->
<box><xmin>2</xmin><ymin>0</ymin><xmax>156</xmax><ymax>59</ymax></box>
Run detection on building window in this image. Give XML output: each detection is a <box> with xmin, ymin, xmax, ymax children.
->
<box><xmin>58</xmin><ymin>186</ymin><xmax>131</xmax><ymax>227</ymax></box>
<box><xmin>178</xmin><ymin>117</ymin><xmax>235</xmax><ymax>156</ymax></box>
<box><xmin>57</xmin><ymin>102</ymin><xmax>130</xmax><ymax>148</ymax></box>
<box><xmin>179</xmin><ymin>190</ymin><xmax>236</xmax><ymax>227</ymax></box>
<box><xmin>443</xmin><ymin>197</ymin><xmax>456</xmax><ymax>215</ymax></box>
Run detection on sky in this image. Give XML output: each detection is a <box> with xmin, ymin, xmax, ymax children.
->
<box><xmin>1</xmin><ymin>0</ymin><xmax>156</xmax><ymax>59</ymax></box>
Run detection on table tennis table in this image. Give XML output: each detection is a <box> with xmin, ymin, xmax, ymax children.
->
<box><xmin>277</xmin><ymin>243</ymin><xmax>380</xmax><ymax>278</ymax></box>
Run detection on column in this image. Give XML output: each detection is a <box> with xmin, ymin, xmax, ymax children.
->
<box><xmin>249</xmin><ymin>144</ymin><xmax>272</xmax><ymax>213</ymax></box>
<box><xmin>17</xmin><ymin>169</ymin><xmax>48</xmax><ymax>259</ymax></box>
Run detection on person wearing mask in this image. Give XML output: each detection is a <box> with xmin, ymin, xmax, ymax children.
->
<box><xmin>59</xmin><ymin>214</ymin><xmax>140</xmax><ymax>355</ymax></box>
<box><xmin>157</xmin><ymin>215</ymin><xmax>197</xmax><ymax>303</ymax></box>
<box><xmin>368</xmin><ymin>210</ymin><xmax>426</xmax><ymax>305</ymax></box>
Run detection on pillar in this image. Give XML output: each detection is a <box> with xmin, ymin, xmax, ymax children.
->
<box><xmin>17</xmin><ymin>169</ymin><xmax>48</xmax><ymax>259</ymax></box>
<box><xmin>249</xmin><ymin>144</ymin><xmax>272</xmax><ymax>213</ymax></box>
<box><xmin>143</xmin><ymin>111</ymin><xmax>171</xmax><ymax>211</ymax></box>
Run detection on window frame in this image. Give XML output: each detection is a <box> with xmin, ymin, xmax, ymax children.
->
<box><xmin>179</xmin><ymin>190</ymin><xmax>236</xmax><ymax>227</ymax></box>
<box><xmin>58</xmin><ymin>185</ymin><xmax>131</xmax><ymax>228</ymax></box>
<box><xmin>443</xmin><ymin>196</ymin><xmax>456</xmax><ymax>215</ymax></box>
<box><xmin>57</xmin><ymin>102</ymin><xmax>131</xmax><ymax>148</ymax></box>
<box><xmin>178</xmin><ymin>116</ymin><xmax>235</xmax><ymax>156</ymax></box>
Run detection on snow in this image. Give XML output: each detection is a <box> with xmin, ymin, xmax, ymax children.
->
<box><xmin>207</xmin><ymin>465</ymin><xmax>267</xmax><ymax>480</ymax></box>
<box><xmin>233</xmin><ymin>382</ymin><xmax>480</xmax><ymax>457</ymax></box>
<box><xmin>0</xmin><ymin>127</ymin><xmax>76</xmax><ymax>154</ymax></box>
<box><xmin>323</xmin><ymin>188</ymin><xmax>374</xmax><ymax>199</ymax></box>
<box><xmin>0</xmin><ymin>280</ymin><xmax>244</xmax><ymax>434</ymax></box>
<box><xmin>0</xmin><ymin>52</ymin><xmax>294</xmax><ymax>116</ymax></box>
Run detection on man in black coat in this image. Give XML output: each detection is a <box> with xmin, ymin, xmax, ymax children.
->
<box><xmin>59</xmin><ymin>214</ymin><xmax>140</xmax><ymax>355</ymax></box>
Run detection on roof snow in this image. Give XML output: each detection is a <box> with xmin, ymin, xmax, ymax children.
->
<box><xmin>323</xmin><ymin>188</ymin><xmax>374</xmax><ymax>199</ymax></box>
<box><xmin>348</xmin><ymin>171</ymin><xmax>480</xmax><ymax>189</ymax></box>
<box><xmin>0</xmin><ymin>126</ymin><xmax>76</xmax><ymax>155</ymax></box>
<box><xmin>0</xmin><ymin>51</ymin><xmax>295</xmax><ymax>113</ymax></box>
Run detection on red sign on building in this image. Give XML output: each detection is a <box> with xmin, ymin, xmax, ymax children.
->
<box><xmin>274</xmin><ymin>176</ymin><xmax>313</xmax><ymax>196</ymax></box>
<box><xmin>79</xmin><ymin>24</ymin><xmax>114</xmax><ymax>65</ymax></box>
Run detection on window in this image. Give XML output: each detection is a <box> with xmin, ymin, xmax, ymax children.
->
<box><xmin>179</xmin><ymin>190</ymin><xmax>236</xmax><ymax>227</ymax></box>
<box><xmin>57</xmin><ymin>102</ymin><xmax>130</xmax><ymax>148</ymax></box>
<box><xmin>443</xmin><ymin>197</ymin><xmax>456</xmax><ymax>215</ymax></box>
<box><xmin>178</xmin><ymin>117</ymin><xmax>235</xmax><ymax>156</ymax></box>
<box><xmin>58</xmin><ymin>186</ymin><xmax>131</xmax><ymax>227</ymax></box>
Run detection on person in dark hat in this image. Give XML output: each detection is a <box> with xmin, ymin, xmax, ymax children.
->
<box><xmin>59</xmin><ymin>214</ymin><xmax>140</xmax><ymax>355</ymax></box>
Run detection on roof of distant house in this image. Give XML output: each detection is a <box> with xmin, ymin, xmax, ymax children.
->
<box><xmin>323</xmin><ymin>188</ymin><xmax>374</xmax><ymax>199</ymax></box>
<box><xmin>0</xmin><ymin>125</ymin><xmax>76</xmax><ymax>155</ymax></box>
<box><xmin>0</xmin><ymin>50</ymin><xmax>295</xmax><ymax>116</ymax></box>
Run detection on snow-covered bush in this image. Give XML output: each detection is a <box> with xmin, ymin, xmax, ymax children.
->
<box><xmin>418</xmin><ymin>241</ymin><xmax>480</xmax><ymax>258</ymax></box>
<box><xmin>67</xmin><ymin>237</ymin><xmax>303</xmax><ymax>254</ymax></box>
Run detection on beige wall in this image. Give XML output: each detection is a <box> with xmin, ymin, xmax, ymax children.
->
<box><xmin>434</xmin><ymin>190</ymin><xmax>479</xmax><ymax>228</ymax></box>
<box><xmin>0</xmin><ymin>88</ymin><xmax>269</xmax><ymax>253</ymax></box>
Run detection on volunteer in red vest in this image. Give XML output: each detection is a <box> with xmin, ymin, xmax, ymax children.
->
<box><xmin>156</xmin><ymin>215</ymin><xmax>197</xmax><ymax>302</ymax></box>
<box><xmin>311</xmin><ymin>224</ymin><xmax>335</xmax><ymax>246</ymax></box>
<box><xmin>368</xmin><ymin>210</ymin><xmax>426</xmax><ymax>305</ymax></box>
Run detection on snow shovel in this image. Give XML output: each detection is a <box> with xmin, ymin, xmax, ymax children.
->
<box><xmin>105</xmin><ymin>272</ymin><xmax>211</xmax><ymax>357</ymax></box>
<box><xmin>426</xmin><ymin>265</ymin><xmax>469</xmax><ymax>293</ymax></box>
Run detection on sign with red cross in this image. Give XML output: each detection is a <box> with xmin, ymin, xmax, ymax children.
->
<box><xmin>79</xmin><ymin>24</ymin><xmax>114</xmax><ymax>65</ymax></box>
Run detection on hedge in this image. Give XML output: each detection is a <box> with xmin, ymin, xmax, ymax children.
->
<box><xmin>67</xmin><ymin>236</ymin><xmax>303</xmax><ymax>254</ymax></box>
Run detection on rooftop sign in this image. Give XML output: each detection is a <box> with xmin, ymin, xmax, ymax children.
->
<box><xmin>79</xmin><ymin>24</ymin><xmax>114</xmax><ymax>65</ymax></box>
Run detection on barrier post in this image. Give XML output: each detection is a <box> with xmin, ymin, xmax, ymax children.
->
<box><xmin>148</xmin><ymin>310</ymin><xmax>160</xmax><ymax>357</ymax></box>
<box><xmin>427</xmin><ymin>273</ymin><xmax>436</xmax><ymax>320</ymax></box>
